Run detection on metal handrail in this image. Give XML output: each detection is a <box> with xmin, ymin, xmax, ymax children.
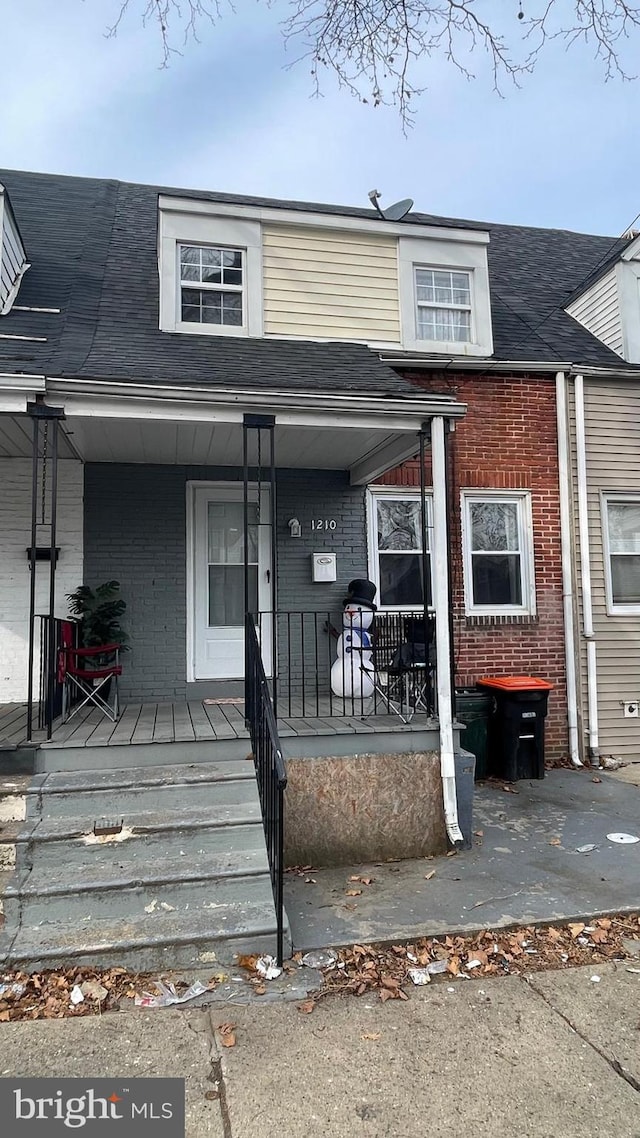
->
<box><xmin>245</xmin><ymin>614</ymin><xmax>287</xmax><ymax>965</ymax></box>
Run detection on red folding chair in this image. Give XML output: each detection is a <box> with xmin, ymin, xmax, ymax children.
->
<box><xmin>58</xmin><ymin>635</ymin><xmax>123</xmax><ymax>723</ymax></box>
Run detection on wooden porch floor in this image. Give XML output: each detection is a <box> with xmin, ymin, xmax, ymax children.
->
<box><xmin>1</xmin><ymin>699</ymin><xmax>432</xmax><ymax>750</ymax></box>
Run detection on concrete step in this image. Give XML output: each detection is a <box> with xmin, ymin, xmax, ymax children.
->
<box><xmin>35</xmin><ymin>739</ymin><xmax>252</xmax><ymax>772</ymax></box>
<box><xmin>30</xmin><ymin>773</ymin><xmax>257</xmax><ymax>820</ymax></box>
<box><xmin>6</xmin><ymin>862</ymin><xmax>273</xmax><ymax>925</ymax></box>
<box><xmin>1</xmin><ymin>896</ymin><xmax>281</xmax><ymax>971</ymax></box>
<box><xmin>30</xmin><ymin>758</ymin><xmax>253</xmax><ymax>799</ymax></box>
<box><xmin>0</xmin><ymin>754</ymin><xmax>289</xmax><ymax>971</ymax></box>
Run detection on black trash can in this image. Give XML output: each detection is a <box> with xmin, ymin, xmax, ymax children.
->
<box><xmin>477</xmin><ymin>676</ymin><xmax>553</xmax><ymax>781</ymax></box>
<box><xmin>455</xmin><ymin>687</ymin><xmax>493</xmax><ymax>780</ymax></box>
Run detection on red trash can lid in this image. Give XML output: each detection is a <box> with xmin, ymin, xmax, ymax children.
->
<box><xmin>477</xmin><ymin>675</ymin><xmax>554</xmax><ymax>692</ymax></box>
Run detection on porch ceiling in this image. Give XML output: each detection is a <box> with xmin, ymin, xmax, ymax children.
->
<box><xmin>0</xmin><ymin>414</ymin><xmax>76</xmax><ymax>459</ymax></box>
<box><xmin>33</xmin><ymin>416</ymin><xmax>423</xmax><ymax>476</ymax></box>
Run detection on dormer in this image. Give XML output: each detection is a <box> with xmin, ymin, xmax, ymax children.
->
<box><xmin>0</xmin><ymin>184</ymin><xmax>29</xmax><ymax>315</ymax></box>
<box><xmin>158</xmin><ymin>196</ymin><xmax>493</xmax><ymax>357</ymax></box>
<box><xmin>565</xmin><ymin>232</ymin><xmax>640</xmax><ymax>364</ymax></box>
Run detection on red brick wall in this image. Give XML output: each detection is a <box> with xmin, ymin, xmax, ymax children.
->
<box><xmin>381</xmin><ymin>372</ymin><xmax>567</xmax><ymax>759</ymax></box>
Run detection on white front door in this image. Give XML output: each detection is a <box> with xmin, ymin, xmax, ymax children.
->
<box><xmin>192</xmin><ymin>484</ymin><xmax>272</xmax><ymax>680</ymax></box>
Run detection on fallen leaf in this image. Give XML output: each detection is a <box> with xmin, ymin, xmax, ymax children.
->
<box><xmin>592</xmin><ymin>776</ymin><xmax>602</xmax><ymax>784</ymax></box>
<box><xmin>217</xmin><ymin>1022</ymin><xmax>237</xmax><ymax>1047</ymax></box>
<box><xmin>380</xmin><ymin>975</ymin><xmax>400</xmax><ymax>990</ymax></box>
<box><xmin>597</xmin><ymin>918</ymin><xmax>612</xmax><ymax>930</ymax></box>
<box><xmin>379</xmin><ymin>988</ymin><xmax>393</xmax><ymax>1003</ymax></box>
<box><xmin>204</xmin><ymin>1090</ymin><xmax>220</xmax><ymax>1102</ymax></box>
<box><xmin>569</xmin><ymin>923</ymin><xmax>586</xmax><ymax>939</ymax></box>
<box><xmin>0</xmin><ymin>1011</ymin><xmax>10</xmax><ymax>1022</ymax></box>
<box><xmin>589</xmin><ymin>929</ymin><xmax>608</xmax><ymax>944</ymax></box>
<box><xmin>549</xmin><ymin>837</ymin><xmax>562</xmax><ymax>846</ymax></box>
<box><xmin>424</xmin><ymin>870</ymin><xmax>436</xmax><ymax>881</ymax></box>
<box><xmin>474</xmin><ymin>830</ymin><xmax>484</xmax><ymax>837</ymax></box>
<box><xmin>296</xmin><ymin>1000</ymin><xmax>316</xmax><ymax>1014</ymax></box>
<box><xmin>345</xmin><ymin>889</ymin><xmax>362</xmax><ymax>897</ymax></box>
<box><xmin>237</xmin><ymin>955</ymin><xmax>259</xmax><ymax>971</ymax></box>
<box><xmin>253</xmin><ymin>985</ymin><xmax>267</xmax><ymax>996</ymax></box>
<box><xmin>361</xmin><ymin>1032</ymin><xmax>381</xmax><ymax>1041</ymax></box>
<box><xmin>446</xmin><ymin>850</ymin><xmax>457</xmax><ymax>858</ymax></box>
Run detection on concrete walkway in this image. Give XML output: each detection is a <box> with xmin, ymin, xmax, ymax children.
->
<box><xmin>285</xmin><ymin>769</ymin><xmax>640</xmax><ymax>951</ymax></box>
<box><xmin>1</xmin><ymin>962</ymin><xmax>639</xmax><ymax>1136</ymax></box>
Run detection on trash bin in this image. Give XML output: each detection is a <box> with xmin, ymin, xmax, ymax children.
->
<box><xmin>477</xmin><ymin>676</ymin><xmax>553</xmax><ymax>781</ymax></box>
<box><xmin>455</xmin><ymin>687</ymin><xmax>493</xmax><ymax>780</ymax></box>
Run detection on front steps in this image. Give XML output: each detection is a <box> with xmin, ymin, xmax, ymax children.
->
<box><xmin>0</xmin><ymin>758</ymin><xmax>290</xmax><ymax>971</ymax></box>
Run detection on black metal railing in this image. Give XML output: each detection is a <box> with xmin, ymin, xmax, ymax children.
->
<box><xmin>37</xmin><ymin>615</ymin><xmax>80</xmax><ymax>736</ymax></box>
<box><xmin>254</xmin><ymin>609</ymin><xmax>437</xmax><ymax>722</ymax></box>
<box><xmin>245</xmin><ymin>614</ymin><xmax>287</xmax><ymax>966</ymax></box>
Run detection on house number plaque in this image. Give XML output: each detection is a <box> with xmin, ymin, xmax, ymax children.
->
<box><xmin>311</xmin><ymin>519</ymin><xmax>337</xmax><ymax>531</ymax></box>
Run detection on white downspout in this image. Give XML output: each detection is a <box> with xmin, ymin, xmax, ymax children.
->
<box><xmin>431</xmin><ymin>415</ymin><xmax>463</xmax><ymax>845</ymax></box>
<box><xmin>574</xmin><ymin>373</ymin><xmax>600</xmax><ymax>766</ymax></box>
<box><xmin>555</xmin><ymin>372</ymin><xmax>582</xmax><ymax>767</ymax></box>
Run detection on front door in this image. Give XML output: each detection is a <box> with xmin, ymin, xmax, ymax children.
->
<box><xmin>192</xmin><ymin>484</ymin><xmax>272</xmax><ymax>680</ymax></box>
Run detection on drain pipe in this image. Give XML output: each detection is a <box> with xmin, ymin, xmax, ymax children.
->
<box><xmin>555</xmin><ymin>372</ymin><xmax>582</xmax><ymax>768</ymax></box>
<box><xmin>431</xmin><ymin>415</ymin><xmax>463</xmax><ymax>845</ymax></box>
<box><xmin>574</xmin><ymin>373</ymin><xmax>600</xmax><ymax>767</ymax></box>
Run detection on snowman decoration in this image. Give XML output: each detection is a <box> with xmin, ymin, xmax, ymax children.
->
<box><xmin>330</xmin><ymin>579</ymin><xmax>377</xmax><ymax>702</ymax></box>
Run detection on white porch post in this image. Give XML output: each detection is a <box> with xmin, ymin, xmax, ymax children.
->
<box><xmin>431</xmin><ymin>415</ymin><xmax>463</xmax><ymax>845</ymax></box>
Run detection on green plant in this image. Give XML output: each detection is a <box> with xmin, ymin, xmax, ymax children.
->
<box><xmin>66</xmin><ymin>581</ymin><xmax>128</xmax><ymax>650</ymax></box>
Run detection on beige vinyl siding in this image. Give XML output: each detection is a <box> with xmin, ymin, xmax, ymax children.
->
<box><xmin>569</xmin><ymin>379</ymin><xmax>640</xmax><ymax>758</ymax></box>
<box><xmin>262</xmin><ymin>224</ymin><xmax>401</xmax><ymax>343</ymax></box>
<box><xmin>566</xmin><ymin>268</ymin><xmax>624</xmax><ymax>357</ymax></box>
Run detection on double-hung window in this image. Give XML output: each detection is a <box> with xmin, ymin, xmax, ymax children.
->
<box><xmin>603</xmin><ymin>495</ymin><xmax>640</xmax><ymax>611</ymax></box>
<box><xmin>415</xmin><ymin>267</ymin><xmax>472</xmax><ymax>344</ymax></box>
<box><xmin>462</xmin><ymin>492</ymin><xmax>535</xmax><ymax>615</ymax></box>
<box><xmin>179</xmin><ymin>244</ymin><xmax>244</xmax><ymax>327</ymax></box>
<box><xmin>368</xmin><ymin>491</ymin><xmax>432</xmax><ymax>609</ymax></box>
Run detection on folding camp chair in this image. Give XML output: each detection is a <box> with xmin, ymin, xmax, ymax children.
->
<box><xmin>372</xmin><ymin>615</ymin><xmax>435</xmax><ymax>724</ymax></box>
<box><xmin>59</xmin><ymin>637</ymin><xmax>123</xmax><ymax>723</ymax></box>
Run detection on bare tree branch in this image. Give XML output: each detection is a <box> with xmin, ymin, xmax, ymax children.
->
<box><xmin>105</xmin><ymin>1</ymin><xmax>640</xmax><ymax>120</ymax></box>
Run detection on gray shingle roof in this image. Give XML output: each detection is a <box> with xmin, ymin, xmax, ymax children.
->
<box><xmin>0</xmin><ymin>168</ymin><xmax>634</xmax><ymax>389</ymax></box>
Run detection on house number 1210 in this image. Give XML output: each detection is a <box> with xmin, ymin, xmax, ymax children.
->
<box><xmin>311</xmin><ymin>519</ymin><xmax>337</xmax><ymax>531</ymax></box>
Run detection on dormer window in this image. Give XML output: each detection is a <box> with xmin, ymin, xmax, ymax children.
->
<box><xmin>415</xmin><ymin>267</ymin><xmax>472</xmax><ymax>343</ymax></box>
<box><xmin>179</xmin><ymin>245</ymin><xmax>244</xmax><ymax>327</ymax></box>
<box><xmin>399</xmin><ymin>234</ymin><xmax>492</xmax><ymax>356</ymax></box>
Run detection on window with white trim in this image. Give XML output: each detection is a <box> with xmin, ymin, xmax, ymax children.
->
<box><xmin>415</xmin><ymin>267</ymin><xmax>472</xmax><ymax>343</ymax></box>
<box><xmin>179</xmin><ymin>244</ymin><xmax>244</xmax><ymax>327</ymax></box>
<box><xmin>368</xmin><ymin>490</ymin><xmax>432</xmax><ymax>609</ymax></box>
<box><xmin>603</xmin><ymin>495</ymin><xmax>640</xmax><ymax>610</ymax></box>
<box><xmin>462</xmin><ymin>492</ymin><xmax>535</xmax><ymax>615</ymax></box>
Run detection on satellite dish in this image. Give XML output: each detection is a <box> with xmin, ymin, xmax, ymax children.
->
<box><xmin>367</xmin><ymin>190</ymin><xmax>414</xmax><ymax>222</ymax></box>
<box><xmin>383</xmin><ymin>198</ymin><xmax>414</xmax><ymax>222</ymax></box>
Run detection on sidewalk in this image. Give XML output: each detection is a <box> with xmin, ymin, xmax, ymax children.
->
<box><xmin>1</xmin><ymin>962</ymin><xmax>639</xmax><ymax>1136</ymax></box>
<box><xmin>285</xmin><ymin>769</ymin><xmax>640</xmax><ymax>951</ymax></box>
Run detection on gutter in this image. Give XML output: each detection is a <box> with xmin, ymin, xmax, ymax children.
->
<box><xmin>555</xmin><ymin>372</ymin><xmax>582</xmax><ymax>767</ymax></box>
<box><xmin>574</xmin><ymin>373</ymin><xmax>600</xmax><ymax>766</ymax></box>
<box><xmin>379</xmin><ymin>354</ymin><xmax>640</xmax><ymax>381</ymax></box>
<box><xmin>45</xmin><ymin>376</ymin><xmax>467</xmax><ymax>420</ymax></box>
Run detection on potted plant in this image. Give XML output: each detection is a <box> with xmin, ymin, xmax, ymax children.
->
<box><xmin>66</xmin><ymin>581</ymin><xmax>128</xmax><ymax>677</ymax></box>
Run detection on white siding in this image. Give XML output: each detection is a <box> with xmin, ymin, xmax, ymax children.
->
<box><xmin>566</xmin><ymin>268</ymin><xmax>624</xmax><ymax>357</ymax></box>
<box><xmin>0</xmin><ymin>186</ymin><xmax>28</xmax><ymax>314</ymax></box>
<box><xmin>0</xmin><ymin>459</ymin><xmax>84</xmax><ymax>702</ymax></box>
<box><xmin>262</xmin><ymin>224</ymin><xmax>401</xmax><ymax>344</ymax></box>
<box><xmin>568</xmin><ymin>380</ymin><xmax>640</xmax><ymax>758</ymax></box>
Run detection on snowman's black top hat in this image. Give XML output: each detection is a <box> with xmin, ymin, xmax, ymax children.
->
<box><xmin>343</xmin><ymin>578</ymin><xmax>377</xmax><ymax>611</ymax></box>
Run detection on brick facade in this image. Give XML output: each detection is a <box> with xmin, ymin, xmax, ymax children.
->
<box><xmin>381</xmin><ymin>373</ymin><xmax>567</xmax><ymax>759</ymax></box>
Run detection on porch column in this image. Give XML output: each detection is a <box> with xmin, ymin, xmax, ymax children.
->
<box><xmin>431</xmin><ymin>415</ymin><xmax>463</xmax><ymax>846</ymax></box>
<box><xmin>25</xmin><ymin>401</ymin><xmax>65</xmax><ymax>741</ymax></box>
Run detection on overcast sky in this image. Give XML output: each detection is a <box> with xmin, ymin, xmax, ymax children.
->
<box><xmin>1</xmin><ymin>1</ymin><xmax>637</xmax><ymax>235</ymax></box>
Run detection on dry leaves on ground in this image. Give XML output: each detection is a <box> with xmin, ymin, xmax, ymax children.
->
<box><xmin>315</xmin><ymin>914</ymin><xmax>640</xmax><ymax>1004</ymax></box>
<box><xmin>0</xmin><ymin>966</ymin><xmax>159</xmax><ymax>1022</ymax></box>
